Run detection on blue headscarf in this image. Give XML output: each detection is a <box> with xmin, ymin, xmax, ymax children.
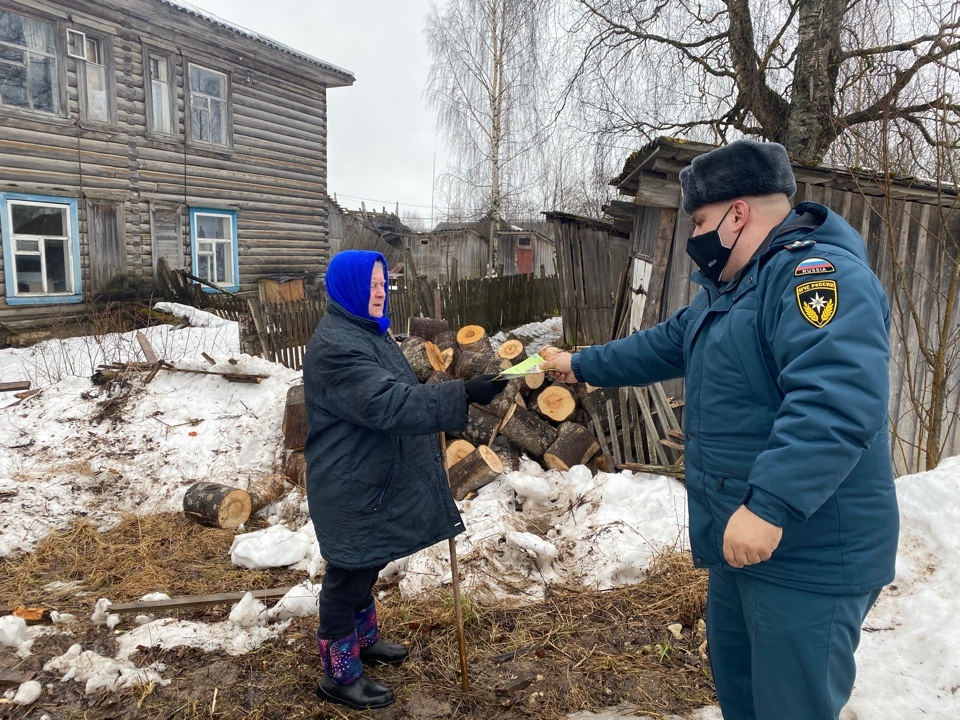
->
<box><xmin>325</xmin><ymin>250</ymin><xmax>391</xmax><ymax>333</ymax></box>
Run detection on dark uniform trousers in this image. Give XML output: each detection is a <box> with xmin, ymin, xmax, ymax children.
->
<box><xmin>707</xmin><ymin>566</ymin><xmax>881</xmax><ymax>720</ymax></box>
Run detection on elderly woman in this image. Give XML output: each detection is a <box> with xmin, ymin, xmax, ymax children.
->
<box><xmin>302</xmin><ymin>250</ymin><xmax>506</xmax><ymax>710</ymax></box>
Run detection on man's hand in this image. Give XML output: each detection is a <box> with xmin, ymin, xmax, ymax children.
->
<box><xmin>722</xmin><ymin>505</ymin><xmax>783</xmax><ymax>568</ymax></box>
<box><xmin>538</xmin><ymin>350</ymin><xmax>577</xmax><ymax>383</ymax></box>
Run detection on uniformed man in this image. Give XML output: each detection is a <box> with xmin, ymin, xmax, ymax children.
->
<box><xmin>543</xmin><ymin>139</ymin><xmax>899</xmax><ymax>720</ymax></box>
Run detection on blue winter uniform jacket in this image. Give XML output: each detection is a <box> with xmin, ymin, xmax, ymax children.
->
<box><xmin>572</xmin><ymin>202</ymin><xmax>899</xmax><ymax>594</ymax></box>
<box><xmin>303</xmin><ymin>301</ymin><xmax>469</xmax><ymax>570</ymax></box>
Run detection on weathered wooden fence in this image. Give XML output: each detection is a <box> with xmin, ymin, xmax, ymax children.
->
<box><xmin>159</xmin><ymin>267</ymin><xmax>560</xmax><ymax>371</ymax></box>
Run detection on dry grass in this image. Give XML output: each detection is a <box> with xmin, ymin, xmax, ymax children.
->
<box><xmin>0</xmin><ymin>514</ymin><xmax>713</xmax><ymax>720</ymax></box>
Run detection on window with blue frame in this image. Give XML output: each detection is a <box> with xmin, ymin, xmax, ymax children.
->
<box><xmin>190</xmin><ymin>208</ymin><xmax>238</xmax><ymax>291</ymax></box>
<box><xmin>1</xmin><ymin>193</ymin><xmax>82</xmax><ymax>304</ymax></box>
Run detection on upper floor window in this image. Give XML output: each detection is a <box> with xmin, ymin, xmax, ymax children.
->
<box><xmin>0</xmin><ymin>9</ymin><xmax>59</xmax><ymax>114</ymax></box>
<box><xmin>0</xmin><ymin>193</ymin><xmax>82</xmax><ymax>304</ymax></box>
<box><xmin>190</xmin><ymin>208</ymin><xmax>238</xmax><ymax>291</ymax></box>
<box><xmin>147</xmin><ymin>53</ymin><xmax>175</xmax><ymax>135</ymax></box>
<box><xmin>67</xmin><ymin>29</ymin><xmax>111</xmax><ymax>124</ymax></box>
<box><xmin>188</xmin><ymin>64</ymin><xmax>229</xmax><ymax>147</ymax></box>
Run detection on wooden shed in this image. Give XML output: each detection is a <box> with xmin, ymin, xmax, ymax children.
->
<box><xmin>0</xmin><ymin>0</ymin><xmax>353</xmax><ymax>337</ymax></box>
<box><xmin>604</xmin><ymin>136</ymin><xmax>960</xmax><ymax>475</ymax></box>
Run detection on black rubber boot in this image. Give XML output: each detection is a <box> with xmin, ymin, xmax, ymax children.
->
<box><xmin>359</xmin><ymin>637</ymin><xmax>409</xmax><ymax>665</ymax></box>
<box><xmin>316</xmin><ymin>674</ymin><xmax>395</xmax><ymax>710</ymax></box>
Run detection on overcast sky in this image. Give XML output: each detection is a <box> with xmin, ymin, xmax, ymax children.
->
<box><xmin>183</xmin><ymin>0</ymin><xmax>446</xmax><ymax>225</ymax></box>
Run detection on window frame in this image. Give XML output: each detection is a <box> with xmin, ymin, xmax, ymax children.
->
<box><xmin>67</xmin><ymin>27</ymin><xmax>115</xmax><ymax>126</ymax></box>
<box><xmin>0</xmin><ymin>7</ymin><xmax>62</xmax><ymax>116</ymax></box>
<box><xmin>189</xmin><ymin>207</ymin><xmax>239</xmax><ymax>292</ymax></box>
<box><xmin>143</xmin><ymin>47</ymin><xmax>176</xmax><ymax>139</ymax></box>
<box><xmin>0</xmin><ymin>192</ymin><xmax>83</xmax><ymax>305</ymax></box>
<box><xmin>186</xmin><ymin>62</ymin><xmax>232</xmax><ymax>150</ymax></box>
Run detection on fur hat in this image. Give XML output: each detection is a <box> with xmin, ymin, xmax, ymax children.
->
<box><xmin>679</xmin><ymin>139</ymin><xmax>796</xmax><ymax>215</ymax></box>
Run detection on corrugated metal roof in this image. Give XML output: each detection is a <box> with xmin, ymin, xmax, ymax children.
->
<box><xmin>159</xmin><ymin>0</ymin><xmax>354</xmax><ymax>85</ymax></box>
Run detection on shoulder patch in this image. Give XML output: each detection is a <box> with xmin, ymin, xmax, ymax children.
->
<box><xmin>785</xmin><ymin>239</ymin><xmax>816</xmax><ymax>252</ymax></box>
<box><xmin>796</xmin><ymin>280</ymin><xmax>837</xmax><ymax>328</ymax></box>
<box><xmin>794</xmin><ymin>257</ymin><xmax>835</xmax><ymax>276</ymax></box>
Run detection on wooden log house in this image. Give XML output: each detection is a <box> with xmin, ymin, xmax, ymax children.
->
<box><xmin>0</xmin><ymin>0</ymin><xmax>354</xmax><ymax>337</ymax></box>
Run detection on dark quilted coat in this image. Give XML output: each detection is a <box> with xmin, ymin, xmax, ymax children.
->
<box><xmin>303</xmin><ymin>301</ymin><xmax>468</xmax><ymax>569</ymax></box>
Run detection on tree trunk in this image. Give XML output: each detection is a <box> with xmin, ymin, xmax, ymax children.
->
<box><xmin>454</xmin><ymin>349</ymin><xmax>496</xmax><ymax>379</ymax></box>
<box><xmin>183</xmin><ymin>482</ymin><xmax>251</xmax><ymax>529</ymax></box>
<box><xmin>457</xmin><ymin>324</ymin><xmax>494</xmax><ymax>355</ymax></box>
<box><xmin>282</xmin><ymin>384</ymin><xmax>307</xmax><ymax>451</ymax></box>
<box><xmin>497</xmin><ymin>339</ymin><xmax>527</xmax><ymax>364</ymax></box>
<box><xmin>500</xmin><ymin>404</ymin><xmax>558</xmax><ymax>458</ymax></box>
<box><xmin>448</xmin><ymin>445</ymin><xmax>504</xmax><ymax>500</ymax></box>
<box><xmin>543</xmin><ymin>422</ymin><xmax>600</xmax><ymax>471</ymax></box>
<box><xmin>486</xmin><ymin>377</ymin><xmax>524</xmax><ymax>418</ymax></box>
<box><xmin>401</xmin><ymin>337</ymin><xmax>446</xmax><ymax>382</ymax></box>
<box><xmin>457</xmin><ymin>404</ymin><xmax>503</xmax><ymax>446</ymax></box>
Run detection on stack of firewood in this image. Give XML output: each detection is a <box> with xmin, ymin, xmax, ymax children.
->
<box><xmin>279</xmin><ymin>317</ymin><xmax>686</xmax><ymax>502</ymax></box>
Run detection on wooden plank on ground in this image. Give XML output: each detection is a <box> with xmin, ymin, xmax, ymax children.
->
<box><xmin>136</xmin><ymin>331</ymin><xmax>160</xmax><ymax>364</ymax></box>
<box><xmin>108</xmin><ymin>586</ymin><xmax>295</xmax><ymax>614</ymax></box>
<box><xmin>0</xmin><ymin>381</ymin><xmax>31</xmax><ymax>392</ymax></box>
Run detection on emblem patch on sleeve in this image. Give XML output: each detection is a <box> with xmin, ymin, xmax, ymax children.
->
<box><xmin>796</xmin><ymin>280</ymin><xmax>837</xmax><ymax>328</ymax></box>
<box><xmin>794</xmin><ymin>258</ymin><xmax>835</xmax><ymax>276</ymax></box>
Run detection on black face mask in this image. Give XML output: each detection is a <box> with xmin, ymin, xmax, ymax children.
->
<box><xmin>686</xmin><ymin>204</ymin><xmax>745</xmax><ymax>283</ymax></box>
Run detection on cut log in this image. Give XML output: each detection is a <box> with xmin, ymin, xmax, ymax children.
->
<box><xmin>523</xmin><ymin>371</ymin><xmax>545</xmax><ymax>392</ymax></box>
<box><xmin>0</xmin><ymin>380</ymin><xmax>31</xmax><ymax>392</ymax></box>
<box><xmin>490</xmin><ymin>439</ymin><xmax>520</xmax><ymax>472</ymax></box>
<box><xmin>284</xmin><ymin>451</ymin><xmax>307</xmax><ymax>487</ymax></box>
<box><xmin>445</xmin><ymin>438</ymin><xmax>476</xmax><ymax>468</ymax></box>
<box><xmin>440</xmin><ymin>348</ymin><xmax>455</xmax><ymax>371</ymax></box>
<box><xmin>487</xmin><ymin>378</ymin><xmax>525</xmax><ymax>419</ymax></box>
<box><xmin>401</xmin><ymin>337</ymin><xmax>446</xmax><ymax>383</ymax></box>
<box><xmin>407</xmin><ymin>317</ymin><xmax>449</xmax><ymax>342</ymax></box>
<box><xmin>283</xmin><ymin>384</ymin><xmax>307</xmax><ymax>451</ymax></box>
<box><xmin>457</xmin><ymin>325</ymin><xmax>493</xmax><ymax>354</ymax></box>
<box><xmin>500</xmin><ymin>404</ymin><xmax>559</xmax><ymax>458</ymax></box>
<box><xmin>458</xmin><ymin>404</ymin><xmax>503</xmax><ymax>446</ymax></box>
<box><xmin>433</xmin><ymin>330</ymin><xmax>461</xmax><ymax>371</ymax></box>
<box><xmin>454</xmin><ymin>350</ymin><xmax>495</xmax><ymax>380</ymax></box>
<box><xmin>183</xmin><ymin>482</ymin><xmax>251</xmax><ymax>529</ymax></box>
<box><xmin>536</xmin><ymin>384</ymin><xmax>577</xmax><ymax>423</ymax></box>
<box><xmin>247</xmin><ymin>473</ymin><xmax>289</xmax><ymax>513</ymax></box>
<box><xmin>496</xmin><ymin>339</ymin><xmax>527</xmax><ymax>364</ymax></box>
<box><xmin>543</xmin><ymin>421</ymin><xmax>601</xmax><ymax>471</ymax></box>
<box><xmin>448</xmin><ymin>445</ymin><xmax>504</xmax><ymax>500</ymax></box>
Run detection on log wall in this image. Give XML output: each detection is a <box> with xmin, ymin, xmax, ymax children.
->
<box><xmin>0</xmin><ymin>0</ymin><xmax>352</xmax><ymax>332</ymax></box>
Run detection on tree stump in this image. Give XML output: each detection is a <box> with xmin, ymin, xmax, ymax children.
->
<box><xmin>407</xmin><ymin>317</ymin><xmax>449</xmax><ymax>342</ymax></box>
<box><xmin>537</xmin><ymin>384</ymin><xmax>577</xmax><ymax>422</ymax></box>
<box><xmin>500</xmin><ymin>404</ymin><xmax>559</xmax><ymax>458</ymax></box>
<box><xmin>448</xmin><ymin>445</ymin><xmax>505</xmax><ymax>500</ymax></box>
<box><xmin>457</xmin><ymin>325</ymin><xmax>493</xmax><ymax>354</ymax></box>
<box><xmin>497</xmin><ymin>339</ymin><xmax>527</xmax><ymax>364</ymax></box>
<box><xmin>445</xmin><ymin>438</ymin><xmax>476</xmax><ymax>468</ymax></box>
<box><xmin>183</xmin><ymin>482</ymin><xmax>251</xmax><ymax>529</ymax></box>
<box><xmin>247</xmin><ymin>473</ymin><xmax>289</xmax><ymax>513</ymax></box>
<box><xmin>543</xmin><ymin>422</ymin><xmax>601</xmax><ymax>471</ymax></box>
<box><xmin>284</xmin><ymin>451</ymin><xmax>307</xmax><ymax>487</ymax></box>
<box><xmin>283</xmin><ymin>384</ymin><xmax>307</xmax><ymax>451</ymax></box>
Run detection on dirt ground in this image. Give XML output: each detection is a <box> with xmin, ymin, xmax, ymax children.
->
<box><xmin>0</xmin><ymin>515</ymin><xmax>714</xmax><ymax>720</ymax></box>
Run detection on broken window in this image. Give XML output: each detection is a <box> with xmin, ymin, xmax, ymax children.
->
<box><xmin>0</xmin><ymin>9</ymin><xmax>59</xmax><ymax>114</ymax></box>
<box><xmin>188</xmin><ymin>64</ymin><xmax>229</xmax><ymax>147</ymax></box>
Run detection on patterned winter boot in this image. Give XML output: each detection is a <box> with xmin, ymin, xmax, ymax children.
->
<box><xmin>355</xmin><ymin>600</ymin><xmax>409</xmax><ymax>665</ymax></box>
<box><xmin>316</xmin><ymin>629</ymin><xmax>395</xmax><ymax>709</ymax></box>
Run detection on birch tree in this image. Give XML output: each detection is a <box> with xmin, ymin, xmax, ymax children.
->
<box><xmin>425</xmin><ymin>0</ymin><xmax>552</xmax><ymax>271</ymax></box>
